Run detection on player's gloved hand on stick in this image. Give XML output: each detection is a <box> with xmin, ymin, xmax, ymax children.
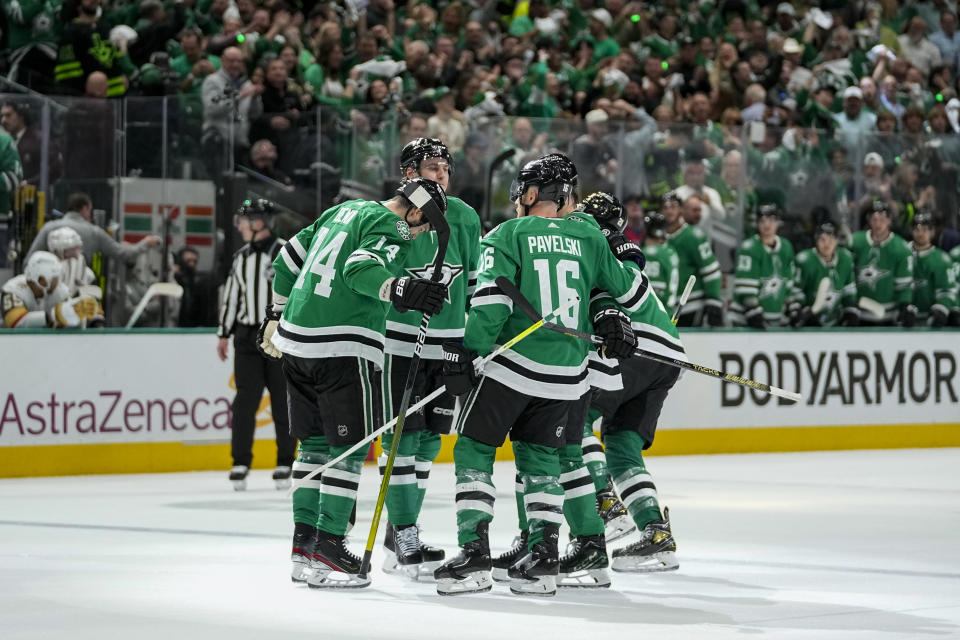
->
<box><xmin>840</xmin><ymin>308</ymin><xmax>860</xmax><ymax>327</ymax></box>
<box><xmin>607</xmin><ymin>233</ymin><xmax>645</xmax><ymax>269</ymax></box>
<box><xmin>593</xmin><ymin>308</ymin><xmax>636</xmax><ymax>360</ymax></box>
<box><xmin>745</xmin><ymin>307</ymin><xmax>765</xmax><ymax>330</ymax></box>
<box><xmin>897</xmin><ymin>304</ymin><xmax>918</xmax><ymax>328</ymax></box>
<box><xmin>788</xmin><ymin>302</ymin><xmax>812</xmax><ymax>328</ymax></box>
<box><xmin>50</xmin><ymin>295</ymin><xmax>99</xmax><ymax>328</ymax></box>
<box><xmin>441</xmin><ymin>341</ymin><xmax>479</xmax><ymax>397</ymax></box>
<box><xmin>931</xmin><ymin>305</ymin><xmax>949</xmax><ymax>328</ymax></box>
<box><xmin>705</xmin><ymin>302</ymin><xmax>724</xmax><ymax>327</ymax></box>
<box><xmin>390</xmin><ymin>276</ymin><xmax>447</xmax><ymax>315</ymax></box>
<box><xmin>257</xmin><ymin>304</ymin><xmax>283</xmax><ymax>360</ymax></box>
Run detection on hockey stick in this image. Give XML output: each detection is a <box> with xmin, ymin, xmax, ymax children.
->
<box><xmin>495</xmin><ymin>276</ymin><xmax>803</xmax><ymax>403</ymax></box>
<box><xmin>810</xmin><ymin>277</ymin><xmax>832</xmax><ymax>314</ymax></box>
<box><xmin>125</xmin><ymin>282</ymin><xmax>184</xmax><ymax>328</ymax></box>
<box><xmin>858</xmin><ymin>296</ymin><xmax>886</xmax><ymax>319</ymax></box>
<box><xmin>358</xmin><ymin>193</ymin><xmax>451</xmax><ymax>579</ymax></box>
<box><xmin>286</xmin><ymin>293</ymin><xmax>582</xmax><ymax>497</ymax></box>
<box><xmin>671</xmin><ymin>275</ymin><xmax>695</xmax><ymax>325</ymax></box>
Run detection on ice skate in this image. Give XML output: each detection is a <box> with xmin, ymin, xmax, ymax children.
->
<box><xmin>597</xmin><ymin>483</ymin><xmax>635</xmax><ymax>542</ymax></box>
<box><xmin>508</xmin><ymin>527</ymin><xmax>559</xmax><ymax>597</ymax></box>
<box><xmin>307</xmin><ymin>530</ymin><xmax>371</xmax><ymax>589</ymax></box>
<box><xmin>228</xmin><ymin>465</ymin><xmax>249</xmax><ymax>491</ymax></box>
<box><xmin>557</xmin><ymin>534</ymin><xmax>611</xmax><ymax>588</ymax></box>
<box><xmin>611</xmin><ymin>507</ymin><xmax>678</xmax><ymax>573</ymax></box>
<box><xmin>272</xmin><ymin>465</ymin><xmax>292</xmax><ymax>490</ymax></box>
<box><xmin>382</xmin><ymin>523</ymin><xmax>444</xmax><ymax>582</ymax></box>
<box><xmin>435</xmin><ymin>523</ymin><xmax>492</xmax><ymax>596</ymax></box>
<box><xmin>291</xmin><ymin>523</ymin><xmax>316</xmax><ymax>584</ymax></box>
<box><xmin>491</xmin><ymin>530</ymin><xmax>528</xmax><ymax>582</ymax></box>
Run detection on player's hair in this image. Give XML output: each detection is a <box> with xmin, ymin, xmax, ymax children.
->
<box><xmin>67</xmin><ymin>192</ymin><xmax>93</xmax><ymax>212</ymax></box>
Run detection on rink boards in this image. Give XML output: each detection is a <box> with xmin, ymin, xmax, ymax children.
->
<box><xmin>0</xmin><ymin>329</ymin><xmax>958</xmax><ymax>477</ymax></box>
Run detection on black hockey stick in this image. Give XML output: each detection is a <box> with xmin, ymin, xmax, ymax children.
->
<box><xmin>494</xmin><ymin>276</ymin><xmax>803</xmax><ymax>403</ymax></box>
<box><xmin>359</xmin><ymin>195</ymin><xmax>451</xmax><ymax>579</ymax></box>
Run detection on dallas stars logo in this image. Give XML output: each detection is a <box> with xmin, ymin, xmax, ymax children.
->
<box><xmin>759</xmin><ymin>275</ymin><xmax>783</xmax><ymax>300</ymax></box>
<box><xmin>857</xmin><ymin>261</ymin><xmax>890</xmax><ymax>289</ymax></box>
<box><xmin>407</xmin><ymin>262</ymin><xmax>463</xmax><ymax>303</ymax></box>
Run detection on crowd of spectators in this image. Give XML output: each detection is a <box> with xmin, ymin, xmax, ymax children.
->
<box><xmin>3</xmin><ymin>0</ymin><xmax>960</xmax><ymax>326</ymax></box>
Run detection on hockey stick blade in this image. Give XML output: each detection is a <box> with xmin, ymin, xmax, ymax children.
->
<box><xmin>810</xmin><ymin>278</ymin><xmax>831</xmax><ymax>314</ymax></box>
<box><xmin>671</xmin><ymin>275</ymin><xmax>696</xmax><ymax>325</ymax></box>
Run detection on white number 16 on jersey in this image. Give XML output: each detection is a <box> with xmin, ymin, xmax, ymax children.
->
<box><xmin>533</xmin><ymin>258</ymin><xmax>580</xmax><ymax>329</ymax></box>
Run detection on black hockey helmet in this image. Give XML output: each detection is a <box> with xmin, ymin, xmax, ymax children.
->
<box><xmin>814</xmin><ymin>222</ymin><xmax>837</xmax><ymax>239</ymax></box>
<box><xmin>912</xmin><ymin>212</ymin><xmax>935</xmax><ymax>229</ymax></box>
<box><xmin>397</xmin><ymin>176</ymin><xmax>447</xmax><ymax>224</ymax></box>
<box><xmin>510</xmin><ymin>153</ymin><xmax>579</xmax><ymax>209</ymax></box>
<box><xmin>643</xmin><ymin>211</ymin><xmax>668</xmax><ymax>240</ymax></box>
<box><xmin>866</xmin><ymin>198</ymin><xmax>891</xmax><ymax>217</ymax></box>
<box><xmin>235</xmin><ymin>198</ymin><xmax>276</xmax><ymax>226</ymax></box>
<box><xmin>581</xmin><ymin>192</ymin><xmax>625</xmax><ymax>235</ymax></box>
<box><xmin>400</xmin><ymin>137</ymin><xmax>454</xmax><ymax>176</ymax></box>
<box><xmin>661</xmin><ymin>190</ymin><xmax>682</xmax><ymax>208</ymax></box>
<box><xmin>757</xmin><ymin>203</ymin><xmax>781</xmax><ymax>220</ymax></box>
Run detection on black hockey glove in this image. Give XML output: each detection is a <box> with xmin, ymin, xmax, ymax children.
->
<box><xmin>593</xmin><ymin>308</ymin><xmax>636</xmax><ymax>360</ymax></box>
<box><xmin>840</xmin><ymin>308</ymin><xmax>860</xmax><ymax>327</ymax></box>
<box><xmin>257</xmin><ymin>304</ymin><xmax>283</xmax><ymax>360</ymax></box>
<box><xmin>897</xmin><ymin>304</ymin><xmax>918</xmax><ymax>328</ymax></box>
<box><xmin>607</xmin><ymin>233</ymin><xmax>645</xmax><ymax>269</ymax></box>
<box><xmin>788</xmin><ymin>303</ymin><xmax>812</xmax><ymax>328</ymax></box>
<box><xmin>745</xmin><ymin>307</ymin><xmax>766</xmax><ymax>329</ymax></box>
<box><xmin>931</xmin><ymin>305</ymin><xmax>949</xmax><ymax>328</ymax></box>
<box><xmin>705</xmin><ymin>302</ymin><xmax>724</xmax><ymax>327</ymax></box>
<box><xmin>390</xmin><ymin>276</ymin><xmax>447</xmax><ymax>315</ymax></box>
<box><xmin>442</xmin><ymin>341</ymin><xmax>480</xmax><ymax>397</ymax></box>
<box><xmin>950</xmin><ymin>309</ymin><xmax>960</xmax><ymax>327</ymax></box>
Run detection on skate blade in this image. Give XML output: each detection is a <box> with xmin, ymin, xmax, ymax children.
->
<box><xmin>274</xmin><ymin>478</ymin><xmax>292</xmax><ymax>490</ymax></box>
<box><xmin>491</xmin><ymin>567</ymin><xmax>510</xmax><ymax>583</ymax></box>
<box><xmin>611</xmin><ymin>551</ymin><xmax>679</xmax><ymax>573</ymax></box>
<box><xmin>231</xmin><ymin>479</ymin><xmax>247</xmax><ymax>491</ymax></box>
<box><xmin>509</xmin><ymin>575</ymin><xmax>556</xmax><ymax>597</ymax></box>
<box><xmin>382</xmin><ymin>553</ymin><xmax>442</xmax><ymax>583</ymax></box>
<box><xmin>436</xmin><ymin>572</ymin><xmax>493</xmax><ymax>596</ymax></box>
<box><xmin>306</xmin><ymin>567</ymin><xmax>371</xmax><ymax>589</ymax></box>
<box><xmin>604</xmin><ymin>515</ymin><xmax>636</xmax><ymax>542</ymax></box>
<box><xmin>557</xmin><ymin>568</ymin><xmax>611</xmax><ymax>589</ymax></box>
<box><xmin>291</xmin><ymin>559</ymin><xmax>312</xmax><ymax>584</ymax></box>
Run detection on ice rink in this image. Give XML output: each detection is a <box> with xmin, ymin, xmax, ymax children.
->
<box><xmin>1</xmin><ymin>448</ymin><xmax>958</xmax><ymax>640</ymax></box>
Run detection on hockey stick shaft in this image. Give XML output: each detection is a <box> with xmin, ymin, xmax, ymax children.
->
<box><xmin>671</xmin><ymin>275</ymin><xmax>695</xmax><ymax>325</ymax></box>
<box><xmin>495</xmin><ymin>277</ymin><xmax>803</xmax><ymax>403</ymax></box>
<box><xmin>287</xmin><ymin>294</ymin><xmax>580</xmax><ymax>496</ymax></box>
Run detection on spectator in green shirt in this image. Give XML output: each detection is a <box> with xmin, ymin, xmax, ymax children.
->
<box><xmin>587</xmin><ymin>8</ymin><xmax>620</xmax><ymax>63</ymax></box>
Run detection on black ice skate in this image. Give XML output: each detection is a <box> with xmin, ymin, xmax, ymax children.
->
<box><xmin>307</xmin><ymin>530</ymin><xmax>371</xmax><ymax>589</ymax></box>
<box><xmin>434</xmin><ymin>522</ymin><xmax>492</xmax><ymax>596</ymax></box>
<box><xmin>229</xmin><ymin>465</ymin><xmax>249</xmax><ymax>491</ymax></box>
<box><xmin>557</xmin><ymin>534</ymin><xmax>611</xmax><ymax>588</ymax></box>
<box><xmin>611</xmin><ymin>506</ymin><xmax>678</xmax><ymax>573</ymax></box>
<box><xmin>597</xmin><ymin>481</ymin><xmax>635</xmax><ymax>542</ymax></box>
<box><xmin>508</xmin><ymin>526</ymin><xmax>559</xmax><ymax>597</ymax></box>
<box><xmin>491</xmin><ymin>530</ymin><xmax>528</xmax><ymax>582</ymax></box>
<box><xmin>272</xmin><ymin>465</ymin><xmax>292</xmax><ymax>490</ymax></box>
<box><xmin>291</xmin><ymin>523</ymin><xmax>316</xmax><ymax>584</ymax></box>
<box><xmin>382</xmin><ymin>523</ymin><xmax>445</xmax><ymax>582</ymax></box>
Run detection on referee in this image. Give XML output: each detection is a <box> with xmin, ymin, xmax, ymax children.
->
<box><xmin>217</xmin><ymin>199</ymin><xmax>295</xmax><ymax>490</ymax></box>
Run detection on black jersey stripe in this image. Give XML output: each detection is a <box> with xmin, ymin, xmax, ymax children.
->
<box><xmin>587</xmin><ymin>358</ymin><xmax>619</xmax><ymax>375</ymax></box>
<box><xmin>282</xmin><ymin>241</ymin><xmax>304</xmax><ymax>270</ymax></box>
<box><xmin>620</xmin><ymin>481</ymin><xmax>657</xmax><ymax>500</ymax></box>
<box><xmin>634</xmin><ymin>329</ymin><xmax>686</xmax><ymax>354</ymax></box>
<box><xmin>490</xmin><ymin>354</ymin><xmax>590</xmax><ymax>385</ymax></box>
<box><xmin>321</xmin><ymin>476</ymin><xmax>360</xmax><ymax>491</ymax></box>
<box><xmin>560</xmin><ymin>475</ymin><xmax>594</xmax><ymax>491</ymax></box>
<box><xmin>276</xmin><ymin>325</ymin><xmax>384</xmax><ymax>350</ymax></box>
<box><xmin>385</xmin><ymin>329</ymin><xmax>449</xmax><ymax>346</ymax></box>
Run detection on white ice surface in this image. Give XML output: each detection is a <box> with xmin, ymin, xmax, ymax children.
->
<box><xmin>1</xmin><ymin>449</ymin><xmax>959</xmax><ymax>640</ymax></box>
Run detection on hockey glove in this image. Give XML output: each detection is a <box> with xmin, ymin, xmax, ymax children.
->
<box><xmin>745</xmin><ymin>306</ymin><xmax>766</xmax><ymax>330</ymax></box>
<box><xmin>788</xmin><ymin>303</ymin><xmax>812</xmax><ymax>328</ymax></box>
<box><xmin>593</xmin><ymin>308</ymin><xmax>636</xmax><ymax>360</ymax></box>
<box><xmin>607</xmin><ymin>234</ymin><xmax>645</xmax><ymax>269</ymax></box>
<box><xmin>257</xmin><ymin>304</ymin><xmax>283</xmax><ymax>360</ymax></box>
<box><xmin>705</xmin><ymin>302</ymin><xmax>724</xmax><ymax>327</ymax></box>
<box><xmin>390</xmin><ymin>276</ymin><xmax>447</xmax><ymax>315</ymax></box>
<box><xmin>930</xmin><ymin>305</ymin><xmax>949</xmax><ymax>328</ymax></box>
<box><xmin>897</xmin><ymin>304</ymin><xmax>918</xmax><ymax>328</ymax></box>
<box><xmin>442</xmin><ymin>341</ymin><xmax>479</xmax><ymax>397</ymax></box>
<box><xmin>950</xmin><ymin>309</ymin><xmax>960</xmax><ymax>327</ymax></box>
<box><xmin>840</xmin><ymin>308</ymin><xmax>860</xmax><ymax>327</ymax></box>
<box><xmin>50</xmin><ymin>295</ymin><xmax>99</xmax><ymax>328</ymax></box>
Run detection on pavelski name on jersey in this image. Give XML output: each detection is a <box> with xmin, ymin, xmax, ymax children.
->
<box><xmin>527</xmin><ymin>235</ymin><xmax>583</xmax><ymax>256</ymax></box>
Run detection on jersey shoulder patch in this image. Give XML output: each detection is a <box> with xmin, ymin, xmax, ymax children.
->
<box><xmin>741</xmin><ymin>237</ymin><xmax>755</xmax><ymax>251</ymax></box>
<box><xmin>797</xmin><ymin>250</ymin><xmax>810</xmax><ymax>263</ymax></box>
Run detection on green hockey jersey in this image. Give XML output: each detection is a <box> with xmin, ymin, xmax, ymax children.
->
<box><xmin>951</xmin><ymin>246</ymin><xmax>960</xmax><ymax>314</ymax></box>
<box><xmin>0</xmin><ymin>132</ymin><xmax>23</xmax><ymax>215</ymax></box>
<box><xmin>465</xmin><ymin>214</ymin><xmax>648</xmax><ymax>400</ymax></box>
<box><xmin>3</xmin><ymin>0</ymin><xmax>61</xmax><ymax>51</ymax></box>
<box><xmin>910</xmin><ymin>243</ymin><xmax>955</xmax><ymax>319</ymax></box>
<box><xmin>641</xmin><ymin>243</ymin><xmax>679</xmax><ymax>310</ymax></box>
<box><xmin>793</xmin><ymin>247</ymin><xmax>857</xmax><ymax>326</ymax></box>
<box><xmin>848</xmin><ymin>230</ymin><xmax>913</xmax><ymax>321</ymax></box>
<box><xmin>665</xmin><ymin>222</ymin><xmax>723</xmax><ymax>315</ymax></box>
<box><xmin>385</xmin><ymin>196</ymin><xmax>481</xmax><ymax>360</ymax></box>
<box><xmin>271</xmin><ymin>199</ymin><xmax>412</xmax><ymax>366</ymax></box>
<box><xmin>731</xmin><ymin>235</ymin><xmax>796</xmax><ymax>325</ymax></box>
<box><xmin>618</xmin><ymin>261</ymin><xmax>687</xmax><ymax>362</ymax></box>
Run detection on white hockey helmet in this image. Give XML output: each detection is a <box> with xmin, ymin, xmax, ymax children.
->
<box><xmin>48</xmin><ymin>227</ymin><xmax>83</xmax><ymax>257</ymax></box>
<box><xmin>25</xmin><ymin>251</ymin><xmax>62</xmax><ymax>290</ymax></box>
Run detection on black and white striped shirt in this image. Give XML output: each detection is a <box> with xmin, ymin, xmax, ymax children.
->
<box><xmin>217</xmin><ymin>235</ymin><xmax>284</xmax><ymax>338</ymax></box>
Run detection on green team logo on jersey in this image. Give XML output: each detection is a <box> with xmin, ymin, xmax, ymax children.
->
<box><xmin>858</xmin><ymin>260</ymin><xmax>891</xmax><ymax>288</ymax></box>
<box><xmin>760</xmin><ymin>274</ymin><xmax>785</xmax><ymax>300</ymax></box>
<box><xmin>396</xmin><ymin>220</ymin><xmax>412</xmax><ymax>241</ymax></box>
<box><xmin>406</xmin><ymin>261</ymin><xmax>464</xmax><ymax>303</ymax></box>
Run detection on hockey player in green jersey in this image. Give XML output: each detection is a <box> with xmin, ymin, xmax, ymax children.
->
<box><xmin>641</xmin><ymin>211</ymin><xmax>680</xmax><ymax>310</ymax></box>
<box><xmin>663</xmin><ymin>191</ymin><xmax>724</xmax><ymax>327</ymax></box>
<box><xmin>909</xmin><ymin>214</ymin><xmax>956</xmax><ymax>328</ymax></box>
<box><xmin>730</xmin><ymin>205</ymin><xmax>797</xmax><ymax>328</ymax></box>
<box><xmin>434</xmin><ymin>154</ymin><xmax>646</xmax><ymax>597</ymax></box>
<box><xmin>379</xmin><ymin>138</ymin><xmax>482</xmax><ymax>580</ymax></box>
<box><xmin>582</xmin><ymin>192</ymin><xmax>687</xmax><ymax>574</ymax></box>
<box><xmin>849</xmin><ymin>200</ymin><xmax>916</xmax><ymax>326</ymax></box>
<box><xmin>791</xmin><ymin>223</ymin><xmax>859</xmax><ymax>327</ymax></box>
<box><xmin>259</xmin><ymin>177</ymin><xmax>449</xmax><ymax>589</ymax></box>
